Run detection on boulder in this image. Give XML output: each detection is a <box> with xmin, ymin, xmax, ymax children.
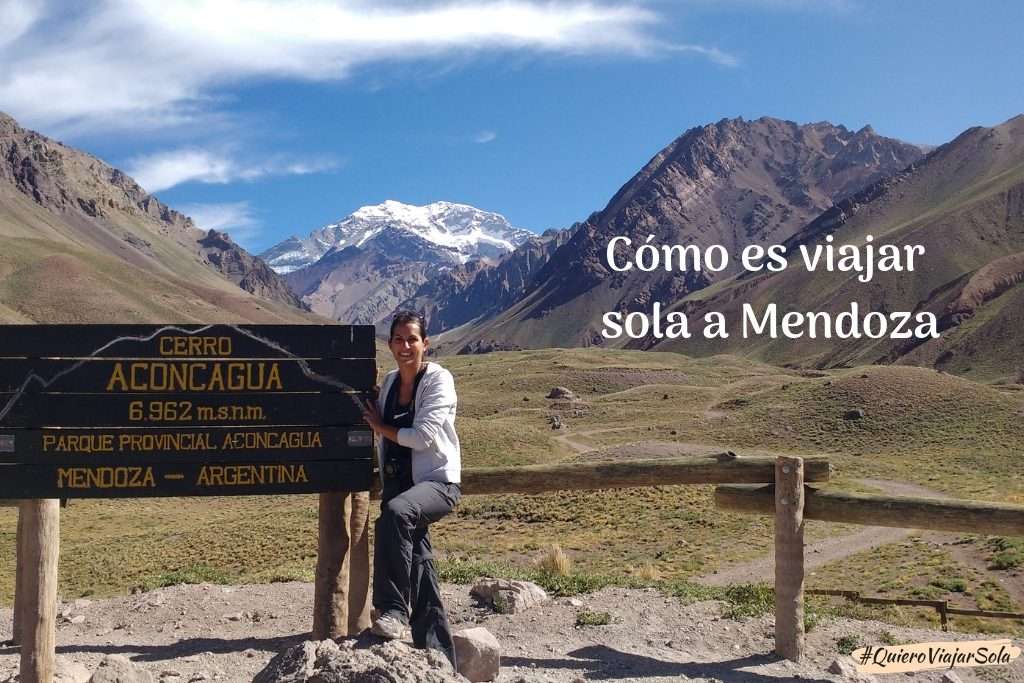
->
<box><xmin>55</xmin><ymin>658</ymin><xmax>92</xmax><ymax>683</ymax></box>
<box><xmin>253</xmin><ymin>636</ymin><xmax>465</xmax><ymax>683</ymax></box>
<box><xmin>826</xmin><ymin>657</ymin><xmax>875</xmax><ymax>683</ymax></box>
<box><xmin>471</xmin><ymin>578</ymin><xmax>548</xmax><ymax>614</ymax></box>
<box><xmin>546</xmin><ymin>387</ymin><xmax>574</xmax><ymax>400</ymax></box>
<box><xmin>453</xmin><ymin>628</ymin><xmax>500</xmax><ymax>682</ymax></box>
<box><xmin>843</xmin><ymin>408</ymin><xmax>866</xmax><ymax>420</ymax></box>
<box><xmin>89</xmin><ymin>655</ymin><xmax>154</xmax><ymax>683</ymax></box>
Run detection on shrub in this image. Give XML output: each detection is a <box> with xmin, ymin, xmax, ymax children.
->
<box><xmin>575</xmin><ymin>610</ymin><xmax>613</xmax><ymax>627</ymax></box>
<box><xmin>139</xmin><ymin>563</ymin><xmax>233</xmax><ymax>591</ymax></box>
<box><xmin>836</xmin><ymin>635</ymin><xmax>862</xmax><ymax>655</ymax></box>
<box><xmin>987</xmin><ymin>537</ymin><xmax>1023</xmax><ymax>570</ymax></box>
<box><xmin>636</xmin><ymin>562</ymin><xmax>661</xmax><ymax>581</ymax></box>
<box><xmin>538</xmin><ymin>543</ymin><xmax>572</xmax><ymax>576</ymax></box>
<box><xmin>929</xmin><ymin>576</ymin><xmax>968</xmax><ymax>593</ymax></box>
<box><xmin>721</xmin><ymin>583</ymin><xmax>774</xmax><ymax>619</ymax></box>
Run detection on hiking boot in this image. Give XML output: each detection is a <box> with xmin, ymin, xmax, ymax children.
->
<box><xmin>371</xmin><ymin>613</ymin><xmax>407</xmax><ymax>640</ymax></box>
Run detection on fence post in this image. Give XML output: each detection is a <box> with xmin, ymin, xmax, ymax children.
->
<box><xmin>19</xmin><ymin>499</ymin><xmax>60</xmax><ymax>683</ymax></box>
<box><xmin>313</xmin><ymin>492</ymin><xmax>353</xmax><ymax>639</ymax></box>
<box><xmin>775</xmin><ymin>456</ymin><xmax>805</xmax><ymax>662</ymax></box>
<box><xmin>313</xmin><ymin>491</ymin><xmax>373</xmax><ymax>639</ymax></box>
<box><xmin>347</xmin><ymin>491</ymin><xmax>371</xmax><ymax>634</ymax></box>
<box><xmin>12</xmin><ymin>503</ymin><xmax>26</xmax><ymax>646</ymax></box>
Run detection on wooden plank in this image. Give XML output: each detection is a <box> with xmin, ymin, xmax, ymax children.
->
<box><xmin>0</xmin><ymin>324</ymin><xmax>375</xmax><ymax>359</ymax></box>
<box><xmin>945</xmin><ymin>607</ymin><xmax>1024</xmax><ymax>619</ymax></box>
<box><xmin>0</xmin><ymin>426</ymin><xmax>373</xmax><ymax>464</ymax></box>
<box><xmin>714</xmin><ymin>485</ymin><xmax>1024</xmax><ymax>536</ymax></box>
<box><xmin>460</xmin><ymin>454</ymin><xmax>831</xmax><ymax>495</ymax></box>
<box><xmin>19</xmin><ymin>499</ymin><xmax>59</xmax><ymax>683</ymax></box>
<box><xmin>0</xmin><ymin>460</ymin><xmax>373</xmax><ymax>498</ymax></box>
<box><xmin>0</xmin><ymin>357</ymin><xmax>377</xmax><ymax>394</ymax></box>
<box><xmin>774</xmin><ymin>456</ymin><xmax>805</xmax><ymax>663</ymax></box>
<box><xmin>0</xmin><ymin>392</ymin><xmax>367</xmax><ymax>428</ymax></box>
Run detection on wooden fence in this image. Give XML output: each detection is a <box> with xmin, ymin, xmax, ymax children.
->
<box><xmin>6</xmin><ymin>452</ymin><xmax>1024</xmax><ymax>681</ymax></box>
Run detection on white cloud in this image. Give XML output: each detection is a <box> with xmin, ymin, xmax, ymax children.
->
<box><xmin>0</xmin><ymin>1</ymin><xmax>731</xmax><ymax>133</ymax></box>
<box><xmin>473</xmin><ymin>130</ymin><xmax>498</xmax><ymax>144</ymax></box>
<box><xmin>668</xmin><ymin>44</ymin><xmax>739</xmax><ymax>67</ymax></box>
<box><xmin>126</xmin><ymin>148</ymin><xmax>339</xmax><ymax>193</ymax></box>
<box><xmin>180</xmin><ymin>201</ymin><xmax>262</xmax><ymax>246</ymax></box>
<box><xmin>0</xmin><ymin>0</ymin><xmax>44</xmax><ymax>48</ymax></box>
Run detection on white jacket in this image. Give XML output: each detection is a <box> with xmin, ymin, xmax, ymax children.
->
<box><xmin>376</xmin><ymin>362</ymin><xmax>462</xmax><ymax>485</ymax></box>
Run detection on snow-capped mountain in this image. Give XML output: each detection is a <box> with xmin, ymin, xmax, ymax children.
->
<box><xmin>260</xmin><ymin>200</ymin><xmax>532</xmax><ymax>274</ymax></box>
<box><xmin>263</xmin><ymin>200</ymin><xmax>534</xmax><ymax>329</ymax></box>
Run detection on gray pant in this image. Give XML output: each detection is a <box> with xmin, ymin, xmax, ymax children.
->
<box><xmin>373</xmin><ymin>480</ymin><xmax>461</xmax><ymax>666</ymax></box>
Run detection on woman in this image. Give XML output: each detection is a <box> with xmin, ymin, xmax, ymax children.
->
<box><xmin>361</xmin><ymin>310</ymin><xmax>462</xmax><ymax>668</ymax></box>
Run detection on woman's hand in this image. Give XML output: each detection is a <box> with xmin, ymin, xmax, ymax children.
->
<box><xmin>362</xmin><ymin>399</ymin><xmax>400</xmax><ymax>444</ymax></box>
<box><xmin>361</xmin><ymin>399</ymin><xmax>384</xmax><ymax>433</ymax></box>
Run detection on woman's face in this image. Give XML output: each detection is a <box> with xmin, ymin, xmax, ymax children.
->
<box><xmin>389</xmin><ymin>321</ymin><xmax>429</xmax><ymax>370</ymax></box>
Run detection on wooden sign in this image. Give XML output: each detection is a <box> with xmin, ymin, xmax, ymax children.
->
<box><xmin>0</xmin><ymin>324</ymin><xmax>377</xmax><ymax>498</ymax></box>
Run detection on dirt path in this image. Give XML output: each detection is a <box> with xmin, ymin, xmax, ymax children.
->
<box><xmin>552</xmin><ymin>426</ymin><xmax>647</xmax><ymax>455</ymax></box>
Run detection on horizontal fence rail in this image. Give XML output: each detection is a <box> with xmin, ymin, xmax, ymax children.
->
<box><xmin>458</xmin><ymin>453</ymin><xmax>832</xmax><ymax>496</ymax></box>
<box><xmin>808</xmin><ymin>589</ymin><xmax>1024</xmax><ymax>631</ymax></box>
<box><xmin>715</xmin><ymin>484</ymin><xmax>1024</xmax><ymax>536</ymax></box>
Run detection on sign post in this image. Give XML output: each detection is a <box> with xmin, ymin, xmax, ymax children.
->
<box><xmin>0</xmin><ymin>324</ymin><xmax>377</xmax><ymax>683</ymax></box>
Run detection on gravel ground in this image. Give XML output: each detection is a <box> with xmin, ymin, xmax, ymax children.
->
<box><xmin>1</xmin><ymin>582</ymin><xmax>1021</xmax><ymax>682</ymax></box>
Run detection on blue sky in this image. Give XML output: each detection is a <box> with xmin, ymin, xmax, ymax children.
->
<box><xmin>2</xmin><ymin>0</ymin><xmax>1022</xmax><ymax>252</ymax></box>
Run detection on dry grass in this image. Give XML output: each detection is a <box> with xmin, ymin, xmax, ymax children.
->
<box><xmin>0</xmin><ymin>347</ymin><xmax>1020</xmax><ymax>634</ymax></box>
<box><xmin>635</xmin><ymin>562</ymin><xmax>661</xmax><ymax>582</ymax></box>
<box><xmin>537</xmin><ymin>543</ymin><xmax>572</xmax><ymax>576</ymax></box>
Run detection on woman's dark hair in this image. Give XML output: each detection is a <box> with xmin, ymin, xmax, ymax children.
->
<box><xmin>389</xmin><ymin>310</ymin><xmax>428</xmax><ymax>339</ymax></box>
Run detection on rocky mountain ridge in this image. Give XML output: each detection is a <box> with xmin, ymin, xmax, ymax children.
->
<box><xmin>0</xmin><ymin>111</ymin><xmax>310</xmax><ymax>323</ymax></box>
<box><xmin>648</xmin><ymin>114</ymin><xmax>1024</xmax><ymax>380</ymax></box>
<box><xmin>395</xmin><ymin>227</ymin><xmax>575</xmax><ymax>336</ymax></box>
<box><xmin>435</xmin><ymin>116</ymin><xmax>926</xmax><ymax>350</ymax></box>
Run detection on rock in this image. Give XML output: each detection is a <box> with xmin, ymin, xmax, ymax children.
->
<box><xmin>827</xmin><ymin>657</ymin><xmax>875</xmax><ymax>682</ymax></box>
<box><xmin>546</xmin><ymin>387</ymin><xmax>574</xmax><ymax>400</ymax></box>
<box><xmin>55</xmin><ymin>658</ymin><xmax>92</xmax><ymax>683</ymax></box>
<box><xmin>940</xmin><ymin>674</ymin><xmax>965</xmax><ymax>683</ymax></box>
<box><xmin>253</xmin><ymin>641</ymin><xmax>317</xmax><ymax>682</ymax></box>
<box><xmin>471</xmin><ymin>578</ymin><xmax>548</xmax><ymax>614</ymax></box>
<box><xmin>843</xmin><ymin>408</ymin><xmax>866</xmax><ymax>420</ymax></box>
<box><xmin>254</xmin><ymin>637</ymin><xmax>464</xmax><ymax>683</ymax></box>
<box><xmin>224</xmin><ymin>612</ymin><xmax>243</xmax><ymax>621</ymax></box>
<box><xmin>453</xmin><ymin>628</ymin><xmax>500</xmax><ymax>682</ymax></box>
<box><xmin>89</xmin><ymin>654</ymin><xmax>154</xmax><ymax>683</ymax></box>
<box><xmin>69</xmin><ymin>615</ymin><xmax>86</xmax><ymax>625</ymax></box>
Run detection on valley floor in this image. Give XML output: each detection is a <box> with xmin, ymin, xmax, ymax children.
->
<box><xmin>2</xmin><ymin>581</ymin><xmax>1023</xmax><ymax>683</ymax></box>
